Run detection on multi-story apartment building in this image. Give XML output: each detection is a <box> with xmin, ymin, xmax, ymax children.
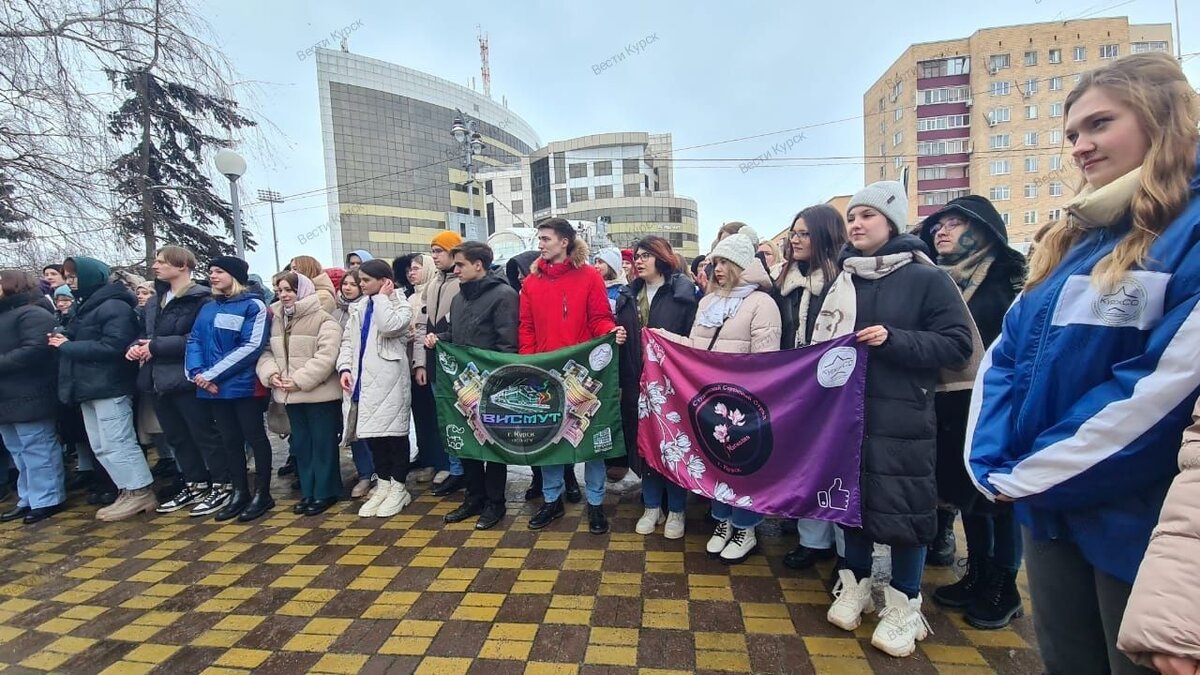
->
<box><xmin>864</xmin><ymin>17</ymin><xmax>1173</xmax><ymax>243</ymax></box>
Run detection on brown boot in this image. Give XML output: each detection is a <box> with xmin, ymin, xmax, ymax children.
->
<box><xmin>95</xmin><ymin>489</ymin><xmax>128</xmax><ymax>520</ymax></box>
<box><xmin>98</xmin><ymin>487</ymin><xmax>158</xmax><ymax>522</ymax></box>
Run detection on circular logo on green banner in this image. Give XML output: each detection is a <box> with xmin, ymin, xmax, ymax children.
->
<box><xmin>478</xmin><ymin>364</ymin><xmax>568</xmax><ymax>458</ymax></box>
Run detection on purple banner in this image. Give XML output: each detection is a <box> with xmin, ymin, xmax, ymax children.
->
<box><xmin>638</xmin><ymin>332</ymin><xmax>866</xmax><ymax>525</ymax></box>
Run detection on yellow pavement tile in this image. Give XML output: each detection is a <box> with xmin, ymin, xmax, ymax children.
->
<box><xmin>414</xmin><ymin>656</ymin><xmax>472</xmax><ymax>675</ymax></box>
<box><xmin>804</xmin><ymin>637</ymin><xmax>866</xmax><ymax>657</ymax></box>
<box><xmin>214</xmin><ymin>648</ymin><xmax>271</xmax><ymax>669</ymax></box>
<box><xmin>303</xmin><ymin>618</ymin><xmax>353</xmax><ymax>635</ymax></box>
<box><xmin>451</xmin><ymin>605</ymin><xmax>498</xmax><ymax>621</ymax></box>
<box><xmin>523</xmin><ymin>664</ymin><xmax>579</xmax><ymax>675</ymax></box>
<box><xmin>393</xmin><ymin>620</ymin><xmax>443</xmax><ymax>637</ymax></box>
<box><xmin>35</xmin><ymin>617</ymin><xmax>84</xmax><ymax>635</ymax></box>
<box><xmin>921</xmin><ymin>644</ymin><xmax>990</xmax><ymax>666</ymax></box>
<box><xmin>808</xmin><ymin>656</ymin><xmax>875</xmax><ymax>674</ymax></box>
<box><xmin>281</xmin><ymin>633</ymin><xmax>337</xmax><ymax>652</ymax></box>
<box><xmin>19</xmin><ymin>652</ymin><xmax>72</xmax><ymax>671</ymax></box>
<box><xmin>0</xmin><ymin>626</ymin><xmax>24</xmax><ymax>644</ymax></box>
<box><xmin>191</xmin><ymin>630</ymin><xmax>244</xmax><ymax>648</ymax></box>
<box><xmin>695</xmin><ymin>632</ymin><xmax>747</xmax><ymax>651</ymax></box>
<box><xmin>585</xmin><ymin>645</ymin><xmax>638</xmax><ymax>666</ymax></box>
<box><xmin>99</xmin><ymin>661</ymin><xmax>155</xmax><ymax>675</ymax></box>
<box><xmin>379</xmin><ymin>636</ymin><xmax>432</xmax><ymax>655</ymax></box>
<box><xmin>962</xmin><ymin>628</ymin><xmax>1029</xmax><ymax>648</ymax></box>
<box><xmin>488</xmin><ymin>623</ymin><xmax>539</xmax><ymax>641</ymax></box>
<box><xmin>479</xmin><ymin>639</ymin><xmax>533</xmax><ymax>660</ymax></box>
<box><xmin>43</xmin><ymin>636</ymin><xmax>98</xmax><ymax>654</ymax></box>
<box><xmin>124</xmin><ymin>644</ymin><xmax>181</xmax><ymax>663</ymax></box>
<box><xmin>212</xmin><ymin>615</ymin><xmax>264</xmax><ymax>632</ymax></box>
<box><xmin>590</xmin><ymin>627</ymin><xmax>639</xmax><ymax>645</ymax></box>
<box><xmin>312</xmin><ymin>654</ymin><xmax>369</xmax><ymax>674</ymax></box>
<box><xmin>109</xmin><ymin>624</ymin><xmax>162</xmax><ymax>642</ymax></box>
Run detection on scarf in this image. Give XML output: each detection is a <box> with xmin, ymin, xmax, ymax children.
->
<box><xmin>696</xmin><ymin>281</ymin><xmax>758</xmax><ymax>328</ymax></box>
<box><xmin>778</xmin><ymin>264</ymin><xmax>826</xmax><ymax>348</ymax></box>
<box><xmin>1066</xmin><ymin>165</ymin><xmax>1142</xmax><ymax>230</ymax></box>
<box><xmin>352</xmin><ymin>297</ymin><xmax>374</xmax><ymax>403</ymax></box>
<box><xmin>813</xmin><ymin>249</ymin><xmax>985</xmax><ymax>392</ymax></box>
<box><xmin>637</xmin><ymin>278</ymin><xmax>664</xmax><ymax>326</ymax></box>
<box><xmin>938</xmin><ymin>245</ymin><xmax>995</xmax><ymax>303</ymax></box>
<box><xmin>283</xmin><ymin>273</ymin><xmax>315</xmax><ymax>318</ymax></box>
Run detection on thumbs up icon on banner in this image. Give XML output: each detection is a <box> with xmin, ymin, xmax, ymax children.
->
<box><xmin>817</xmin><ymin>478</ymin><xmax>851</xmax><ymax>511</ymax></box>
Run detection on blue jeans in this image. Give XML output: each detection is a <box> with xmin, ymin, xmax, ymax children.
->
<box><xmin>543</xmin><ymin>461</ymin><xmax>605</xmax><ymax>506</ymax></box>
<box><xmin>642</xmin><ymin>469</ymin><xmax>686</xmax><ymax>512</ymax></box>
<box><xmin>711</xmin><ymin>502</ymin><xmax>763</xmax><ymax>529</ymax></box>
<box><xmin>797</xmin><ymin>518</ymin><xmax>847</xmax><ymax>556</ymax></box>
<box><xmin>80</xmin><ymin>396</ymin><xmax>153</xmax><ymax>490</ymax></box>
<box><xmin>0</xmin><ymin>419</ymin><xmax>66</xmax><ymax>508</ymax></box>
<box><xmin>843</xmin><ymin>526</ymin><xmax>927</xmax><ymax>599</ymax></box>
<box><xmin>350</xmin><ymin>440</ymin><xmax>374</xmax><ymax>478</ymax></box>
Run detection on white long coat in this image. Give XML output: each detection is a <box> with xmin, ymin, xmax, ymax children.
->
<box><xmin>337</xmin><ymin>292</ymin><xmax>412</xmax><ymax>440</ymax></box>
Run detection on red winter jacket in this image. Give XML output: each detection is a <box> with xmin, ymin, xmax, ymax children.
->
<box><xmin>518</xmin><ymin>243</ymin><xmax>615</xmax><ymax>354</ymax></box>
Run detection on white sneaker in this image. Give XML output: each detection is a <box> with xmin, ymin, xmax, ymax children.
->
<box><xmin>663</xmin><ymin>512</ymin><xmax>685</xmax><ymax>540</ymax></box>
<box><xmin>375</xmin><ymin>480</ymin><xmax>412</xmax><ymax>517</ymax></box>
<box><xmin>827</xmin><ymin>569</ymin><xmax>875</xmax><ymax>631</ymax></box>
<box><xmin>871</xmin><ymin>587</ymin><xmax>931</xmax><ymax>657</ymax></box>
<box><xmin>432</xmin><ymin>470</ymin><xmax>451</xmax><ymax>484</ymax></box>
<box><xmin>705</xmin><ymin>521</ymin><xmax>732</xmax><ymax>554</ymax></box>
<box><xmin>635</xmin><ymin>507</ymin><xmax>664</xmax><ymax>535</ymax></box>
<box><xmin>358</xmin><ymin>478</ymin><xmax>391</xmax><ymax>518</ymax></box>
<box><xmin>351</xmin><ymin>478</ymin><xmax>372</xmax><ymax>499</ymax></box>
<box><xmin>719</xmin><ymin>527</ymin><xmax>757</xmax><ymax>564</ymax></box>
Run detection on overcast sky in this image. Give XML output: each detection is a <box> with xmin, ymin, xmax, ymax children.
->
<box><xmin>200</xmin><ymin>0</ymin><xmax>1199</xmax><ymax>273</ymax></box>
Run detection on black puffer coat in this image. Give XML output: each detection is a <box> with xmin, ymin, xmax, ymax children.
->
<box><xmin>0</xmin><ymin>292</ymin><xmax>58</xmax><ymax>424</ymax></box>
<box><xmin>138</xmin><ymin>280</ymin><xmax>213</xmax><ymax>395</ymax></box>
<box><xmin>441</xmin><ymin>272</ymin><xmax>519</xmax><ymax>353</ymax></box>
<box><xmin>57</xmin><ymin>282</ymin><xmax>140</xmax><ymax>404</ymax></box>
<box><xmin>918</xmin><ymin>195</ymin><xmax>1027</xmax><ymax>509</ymax></box>
<box><xmin>842</xmin><ymin>234</ymin><xmax>973</xmax><ymax>546</ymax></box>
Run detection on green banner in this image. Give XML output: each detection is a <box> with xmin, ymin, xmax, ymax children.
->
<box><xmin>433</xmin><ymin>335</ymin><xmax>626</xmax><ymax>466</ymax></box>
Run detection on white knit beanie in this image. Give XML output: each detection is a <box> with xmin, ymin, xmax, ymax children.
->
<box><xmin>710</xmin><ymin>226</ymin><xmax>760</xmax><ymax>271</ymax></box>
<box><xmin>594</xmin><ymin>247</ymin><xmax>623</xmax><ymax>276</ymax></box>
<box><xmin>848</xmin><ymin>181</ymin><xmax>909</xmax><ymax>233</ymax></box>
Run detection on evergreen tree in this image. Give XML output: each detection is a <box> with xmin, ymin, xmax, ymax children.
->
<box><xmin>107</xmin><ymin>67</ymin><xmax>257</xmax><ymax>264</ymax></box>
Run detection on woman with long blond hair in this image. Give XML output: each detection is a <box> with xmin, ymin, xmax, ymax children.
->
<box><xmin>967</xmin><ymin>53</ymin><xmax>1200</xmax><ymax>675</ymax></box>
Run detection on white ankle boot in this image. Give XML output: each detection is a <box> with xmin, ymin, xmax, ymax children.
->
<box><xmin>376</xmin><ymin>480</ymin><xmax>412</xmax><ymax>517</ymax></box>
<box><xmin>705</xmin><ymin>521</ymin><xmax>732</xmax><ymax>554</ymax></box>
<box><xmin>635</xmin><ymin>507</ymin><xmax>664</xmax><ymax>535</ymax></box>
<box><xmin>358</xmin><ymin>478</ymin><xmax>391</xmax><ymax>517</ymax></box>
<box><xmin>663</xmin><ymin>511</ymin><xmax>685</xmax><ymax>539</ymax></box>
<box><xmin>871</xmin><ymin>586</ymin><xmax>931</xmax><ymax>657</ymax></box>
<box><xmin>719</xmin><ymin>527</ymin><xmax>757</xmax><ymax>563</ymax></box>
<box><xmin>827</xmin><ymin>569</ymin><xmax>875</xmax><ymax>631</ymax></box>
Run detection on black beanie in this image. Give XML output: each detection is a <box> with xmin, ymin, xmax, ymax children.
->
<box><xmin>209</xmin><ymin>255</ymin><xmax>250</xmax><ymax>285</ymax></box>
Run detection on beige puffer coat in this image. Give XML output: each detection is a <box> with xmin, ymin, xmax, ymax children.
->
<box><xmin>1118</xmin><ymin>398</ymin><xmax>1200</xmax><ymax>667</ymax></box>
<box><xmin>311</xmin><ymin>272</ymin><xmax>338</xmax><ymax>314</ymax></box>
<box><xmin>256</xmin><ymin>295</ymin><xmax>343</xmax><ymax>405</ymax></box>
<box><xmin>672</xmin><ymin>261</ymin><xmax>782</xmax><ymax>354</ymax></box>
<box><xmin>337</xmin><ymin>291</ymin><xmax>412</xmax><ymax>440</ymax></box>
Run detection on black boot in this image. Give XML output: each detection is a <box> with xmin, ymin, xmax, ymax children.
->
<box><xmin>151</xmin><ymin>457</ymin><xmax>179</xmax><ymax>479</ymax></box>
<box><xmin>783</xmin><ymin>544</ymin><xmax>836</xmax><ymax>571</ymax></box>
<box><xmin>475</xmin><ymin>502</ymin><xmax>505</xmax><ymax>530</ymax></box>
<box><xmin>524</xmin><ymin>468</ymin><xmax>543</xmax><ymax>502</ymax></box>
<box><xmin>965</xmin><ymin>565</ymin><xmax>1024</xmax><ymax>629</ymax></box>
<box><xmin>587</xmin><ymin>504</ymin><xmax>609</xmax><ymax>535</ymax></box>
<box><xmin>444</xmin><ymin>498</ymin><xmax>484</xmax><ymax>523</ymax></box>
<box><xmin>238</xmin><ymin>485</ymin><xmax>275</xmax><ymax>522</ymax></box>
<box><xmin>277</xmin><ymin>456</ymin><xmax>296</xmax><ymax>476</ymax></box>
<box><xmin>528</xmin><ymin>498</ymin><xmax>565</xmax><ymax>530</ymax></box>
<box><xmin>214</xmin><ymin>485</ymin><xmax>251</xmax><ymax>522</ymax></box>
<box><xmin>66</xmin><ymin>470</ymin><xmax>94</xmax><ymax>492</ymax></box>
<box><xmin>927</xmin><ymin>507</ymin><xmax>958</xmax><ymax>567</ymax></box>
<box><xmin>430</xmin><ymin>474</ymin><xmax>465</xmax><ymax>497</ymax></box>
<box><xmin>564</xmin><ymin>468</ymin><xmax>582</xmax><ymax>504</ymax></box>
<box><xmin>933</xmin><ymin>553</ymin><xmax>987</xmax><ymax>608</ymax></box>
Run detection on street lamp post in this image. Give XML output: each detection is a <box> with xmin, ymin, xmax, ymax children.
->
<box><xmin>450</xmin><ymin>110</ymin><xmax>486</xmax><ymax>240</ymax></box>
<box><xmin>257</xmin><ymin>189</ymin><xmax>284</xmax><ymax>272</ymax></box>
<box><xmin>214</xmin><ymin>149</ymin><xmax>247</xmax><ymax>257</ymax></box>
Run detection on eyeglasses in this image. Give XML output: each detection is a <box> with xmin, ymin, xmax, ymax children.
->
<box><xmin>633</xmin><ymin>252</ymin><xmax>654</xmax><ymax>261</ymax></box>
<box><xmin>932</xmin><ymin>218</ymin><xmax>967</xmax><ymax>234</ymax></box>
<box><xmin>788</xmin><ymin>231</ymin><xmax>810</xmax><ymax>241</ymax></box>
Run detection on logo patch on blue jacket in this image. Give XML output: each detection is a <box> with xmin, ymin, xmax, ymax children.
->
<box><xmin>1052</xmin><ymin>271</ymin><xmax>1169</xmax><ymax>330</ymax></box>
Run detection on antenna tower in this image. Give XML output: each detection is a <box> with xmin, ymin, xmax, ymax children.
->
<box><xmin>478</xmin><ymin>26</ymin><xmax>492</xmax><ymax>99</ymax></box>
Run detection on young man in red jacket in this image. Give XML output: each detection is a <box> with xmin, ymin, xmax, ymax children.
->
<box><xmin>520</xmin><ymin>218</ymin><xmax>626</xmax><ymax>534</ymax></box>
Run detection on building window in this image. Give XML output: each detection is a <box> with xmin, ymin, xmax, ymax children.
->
<box><xmin>920</xmin><ymin>189</ymin><xmax>970</xmax><ymax>206</ymax></box>
<box><xmin>894</xmin><ymin>156</ymin><xmax>903</xmax><ymax>169</ymax></box>
<box><xmin>1049</xmin><ymin>129</ymin><xmax>1063</xmax><ymax>145</ymax></box>
<box><xmin>1025</xmin><ymin>156</ymin><xmax>1039</xmax><ymax>172</ymax></box>
<box><xmin>990</xmin><ymin>186</ymin><xmax>1012</xmax><ymax>201</ymax></box>
<box><xmin>1024</xmin><ymin>78</ymin><xmax>1039</xmax><ymax>96</ymax></box>
<box><xmin>989</xmin><ymin>133</ymin><xmax>1011</xmax><ymax>149</ymax></box>
<box><xmin>569</xmin><ymin>163</ymin><xmax>588</xmax><ymax>179</ymax></box>
<box><xmin>917</xmin><ymin>139</ymin><xmax>970</xmax><ymax>156</ymax></box>
<box><xmin>594</xmin><ymin>185</ymin><xmax>612</xmax><ymax>200</ymax></box>
<box><xmin>569</xmin><ymin>187</ymin><xmax>588</xmax><ymax>202</ymax></box>
<box><xmin>1132</xmin><ymin>41</ymin><xmax>1169</xmax><ymax>53</ymax></box>
<box><xmin>1025</xmin><ymin>210</ymin><xmax>1037</xmax><ymax>225</ymax></box>
<box><xmin>1025</xmin><ymin>183</ymin><xmax>1039</xmax><ymax>198</ymax></box>
<box><xmin>1099</xmin><ymin>44</ymin><xmax>1119</xmax><ymax>59</ymax></box>
<box><xmin>990</xmin><ymin>160</ymin><xmax>1011</xmax><ymax>175</ymax></box>
<box><xmin>990</xmin><ymin>80</ymin><xmax>1011</xmax><ymax>96</ymax></box>
<box><xmin>1050</xmin><ymin>102</ymin><xmax>1064</xmax><ymax>117</ymax></box>
<box><xmin>879</xmin><ymin>143</ymin><xmax>885</xmax><ymax>157</ymax></box>
<box><xmin>554</xmin><ymin>188</ymin><xmax>568</xmax><ymax>205</ymax></box>
<box><xmin>623</xmin><ymin>158</ymin><xmax>639</xmax><ymax>175</ymax></box>
<box><xmin>917</xmin><ymin>114</ymin><xmax>970</xmax><ymax>131</ymax></box>
<box><xmin>1048</xmin><ymin>208</ymin><xmax>1063</xmax><ymax>221</ymax></box>
<box><xmin>894</xmin><ymin>108</ymin><xmax>903</xmax><ymax>121</ymax></box>
<box><xmin>1049</xmin><ymin>48</ymin><xmax>1062</xmax><ymax>64</ymax></box>
<box><xmin>879</xmin><ymin>165</ymin><xmax>885</xmax><ymax>179</ymax></box>
<box><xmin>879</xmin><ymin>120</ymin><xmax>886</xmax><ymax>134</ymax></box>
<box><xmin>623</xmin><ymin>182</ymin><xmax>640</xmax><ymax>197</ymax></box>
<box><xmin>1001</xmin><ymin>212</ymin><xmax>1010</xmax><ymax>226</ymax></box>
<box><xmin>919</xmin><ymin>85</ymin><xmax>971</xmax><ymax>104</ymax></box>
<box><xmin>1049</xmin><ymin>76</ymin><xmax>1063</xmax><ymax>91</ymax></box>
<box><xmin>1024</xmin><ymin>50</ymin><xmax>1038</xmax><ymax>66</ymax></box>
<box><xmin>893</xmin><ymin>131</ymin><xmax>903</xmax><ymax>147</ymax></box>
<box><xmin>990</xmin><ymin>106</ymin><xmax>1011</xmax><ymax>123</ymax></box>
<box><xmin>594</xmin><ymin>161</ymin><xmax>612</xmax><ymax>176</ymax></box>
<box><xmin>1049</xmin><ymin>155</ymin><xmax>1062</xmax><ymax>171</ymax></box>
<box><xmin>1073</xmin><ymin>46</ymin><xmax>1086</xmax><ymax>61</ymax></box>
<box><xmin>878</xmin><ymin>97</ymin><xmax>885</xmax><ymax>112</ymax></box>
<box><xmin>511</xmin><ymin>199</ymin><xmax>524</xmax><ymax>214</ymax></box>
<box><xmin>509</xmin><ymin>177</ymin><xmax>522</xmax><ymax>192</ymax></box>
<box><xmin>1049</xmin><ymin>182</ymin><xmax>1064</xmax><ymax>197</ymax></box>
<box><xmin>1025</xmin><ymin>131</ymin><xmax>1039</xmax><ymax>147</ymax></box>
<box><xmin>989</xmin><ymin>54</ymin><xmax>1011</xmax><ymax>71</ymax></box>
<box><xmin>1026</xmin><ymin>104</ymin><xmax>1039</xmax><ymax>119</ymax></box>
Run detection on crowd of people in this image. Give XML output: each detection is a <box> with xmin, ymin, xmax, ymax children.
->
<box><xmin>1</xmin><ymin>52</ymin><xmax>1199</xmax><ymax>671</ymax></box>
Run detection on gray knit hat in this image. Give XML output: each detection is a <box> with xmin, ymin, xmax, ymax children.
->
<box><xmin>710</xmin><ymin>226</ymin><xmax>760</xmax><ymax>271</ymax></box>
<box><xmin>848</xmin><ymin>181</ymin><xmax>909</xmax><ymax>233</ymax></box>
<box><xmin>594</xmin><ymin>247</ymin><xmax>623</xmax><ymax>276</ymax></box>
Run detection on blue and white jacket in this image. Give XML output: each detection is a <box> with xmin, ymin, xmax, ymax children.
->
<box><xmin>185</xmin><ymin>291</ymin><xmax>268</xmax><ymax>400</ymax></box>
<box><xmin>967</xmin><ymin>156</ymin><xmax>1200</xmax><ymax>583</ymax></box>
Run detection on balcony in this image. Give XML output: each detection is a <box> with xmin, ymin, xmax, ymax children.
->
<box><xmin>917</xmin><ymin>177</ymin><xmax>971</xmax><ymax>191</ymax></box>
<box><xmin>916</xmin><ymin>102</ymin><xmax>970</xmax><ymax>117</ymax></box>
<box><xmin>916</xmin><ymin>73</ymin><xmax>970</xmax><ymax>89</ymax></box>
<box><xmin>917</xmin><ymin>152</ymin><xmax>970</xmax><ymax>167</ymax></box>
<box><xmin>917</xmin><ymin>128</ymin><xmax>971</xmax><ymax>142</ymax></box>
